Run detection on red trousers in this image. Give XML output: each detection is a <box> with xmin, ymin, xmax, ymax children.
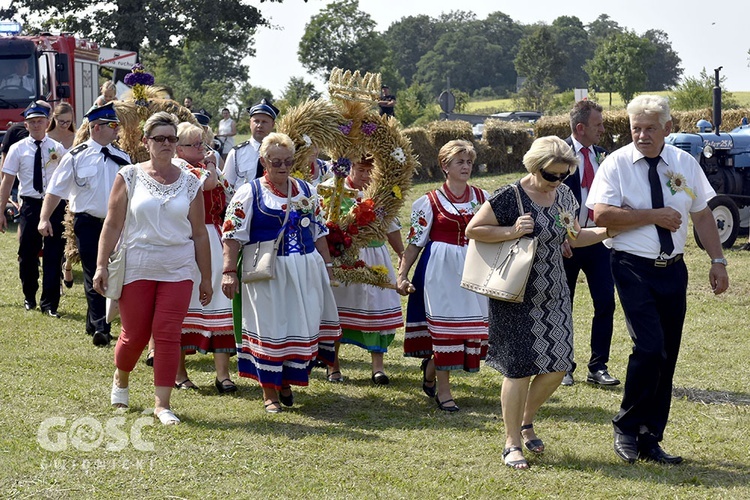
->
<box><xmin>114</xmin><ymin>280</ymin><xmax>193</xmax><ymax>387</ymax></box>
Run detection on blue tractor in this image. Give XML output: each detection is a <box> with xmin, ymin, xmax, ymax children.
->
<box><xmin>666</xmin><ymin>67</ymin><xmax>750</xmax><ymax>248</ymax></box>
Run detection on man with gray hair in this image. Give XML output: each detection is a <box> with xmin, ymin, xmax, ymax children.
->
<box><xmin>588</xmin><ymin>95</ymin><xmax>728</xmax><ymax>465</ymax></box>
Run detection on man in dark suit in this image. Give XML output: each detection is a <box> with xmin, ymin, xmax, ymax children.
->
<box><xmin>561</xmin><ymin>100</ymin><xmax>619</xmax><ymax>387</ymax></box>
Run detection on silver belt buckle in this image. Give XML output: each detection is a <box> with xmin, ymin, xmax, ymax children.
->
<box><xmin>654</xmin><ymin>254</ymin><xmax>668</xmax><ymax>267</ymax></box>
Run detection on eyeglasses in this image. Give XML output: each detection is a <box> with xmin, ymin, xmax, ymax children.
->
<box><xmin>104</xmin><ymin>122</ymin><xmax>119</xmax><ymax>129</ymax></box>
<box><xmin>179</xmin><ymin>141</ymin><xmax>204</xmax><ymax>149</ymax></box>
<box><xmin>149</xmin><ymin>135</ymin><xmax>179</xmax><ymax>143</ymax></box>
<box><xmin>57</xmin><ymin>120</ymin><xmax>72</xmax><ymax>126</ymax></box>
<box><xmin>539</xmin><ymin>168</ymin><xmax>571</xmax><ymax>183</ymax></box>
<box><xmin>266</xmin><ymin>158</ymin><xmax>294</xmax><ymax>168</ymax></box>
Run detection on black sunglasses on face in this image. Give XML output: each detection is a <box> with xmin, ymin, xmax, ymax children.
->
<box><xmin>267</xmin><ymin>158</ymin><xmax>294</xmax><ymax>168</ymax></box>
<box><xmin>539</xmin><ymin>168</ymin><xmax>571</xmax><ymax>183</ymax></box>
<box><xmin>150</xmin><ymin>135</ymin><xmax>179</xmax><ymax>143</ymax></box>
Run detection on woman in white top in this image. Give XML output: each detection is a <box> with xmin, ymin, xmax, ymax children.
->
<box><xmin>217</xmin><ymin>108</ymin><xmax>236</xmax><ymax>159</ymax></box>
<box><xmin>94</xmin><ymin>112</ymin><xmax>212</xmax><ymax>425</ymax></box>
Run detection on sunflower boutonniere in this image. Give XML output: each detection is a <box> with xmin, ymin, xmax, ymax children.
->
<box><xmin>45</xmin><ymin>147</ymin><xmax>61</xmax><ymax>168</ymax></box>
<box><xmin>555</xmin><ymin>209</ymin><xmax>579</xmax><ymax>239</ymax></box>
<box><xmin>665</xmin><ymin>170</ymin><xmax>696</xmax><ymax>199</ymax></box>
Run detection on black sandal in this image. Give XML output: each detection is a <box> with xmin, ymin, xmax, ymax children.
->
<box><xmin>435</xmin><ymin>395</ymin><xmax>460</xmax><ymax>412</ymax></box>
<box><xmin>215</xmin><ymin>378</ymin><xmax>237</xmax><ymax>394</ymax></box>
<box><xmin>503</xmin><ymin>446</ymin><xmax>529</xmax><ymax>469</ymax></box>
<box><xmin>279</xmin><ymin>386</ymin><xmax>294</xmax><ymax>407</ymax></box>
<box><xmin>264</xmin><ymin>400</ymin><xmax>282</xmax><ymax>413</ymax></box>
<box><xmin>175</xmin><ymin>379</ymin><xmax>198</xmax><ymax>390</ymax></box>
<box><xmin>145</xmin><ymin>349</ymin><xmax>155</xmax><ymax>367</ymax></box>
<box><xmin>326</xmin><ymin>370</ymin><xmax>344</xmax><ymax>383</ymax></box>
<box><xmin>421</xmin><ymin>358</ymin><xmax>436</xmax><ymax>398</ymax></box>
<box><xmin>521</xmin><ymin>423</ymin><xmax>545</xmax><ymax>453</ymax></box>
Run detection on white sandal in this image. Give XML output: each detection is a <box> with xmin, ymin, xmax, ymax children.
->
<box><xmin>155</xmin><ymin>408</ymin><xmax>180</xmax><ymax>425</ymax></box>
<box><xmin>110</xmin><ymin>381</ymin><xmax>129</xmax><ymax>408</ymax></box>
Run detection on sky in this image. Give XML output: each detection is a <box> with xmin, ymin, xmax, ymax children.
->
<box><xmin>246</xmin><ymin>0</ymin><xmax>750</xmax><ymax>97</ymax></box>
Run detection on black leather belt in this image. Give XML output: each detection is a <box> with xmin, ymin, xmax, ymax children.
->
<box><xmin>613</xmin><ymin>250</ymin><xmax>683</xmax><ymax>268</ymax></box>
<box><xmin>74</xmin><ymin>212</ymin><xmax>105</xmax><ymax>223</ymax></box>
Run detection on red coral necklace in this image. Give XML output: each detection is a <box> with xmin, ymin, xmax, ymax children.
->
<box><xmin>441</xmin><ymin>182</ymin><xmax>470</xmax><ymax>203</ymax></box>
<box><xmin>264</xmin><ymin>173</ymin><xmax>299</xmax><ymax>198</ymax></box>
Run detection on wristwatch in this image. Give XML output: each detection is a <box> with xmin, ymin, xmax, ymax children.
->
<box><xmin>711</xmin><ymin>258</ymin><xmax>728</xmax><ymax>266</ymax></box>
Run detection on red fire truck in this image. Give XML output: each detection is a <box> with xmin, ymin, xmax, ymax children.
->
<box><xmin>0</xmin><ymin>20</ymin><xmax>100</xmax><ymax>140</ymax></box>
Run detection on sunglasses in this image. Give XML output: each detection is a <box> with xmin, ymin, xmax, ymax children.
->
<box><xmin>179</xmin><ymin>141</ymin><xmax>204</xmax><ymax>149</ymax></box>
<box><xmin>103</xmin><ymin>122</ymin><xmax>119</xmax><ymax>129</ymax></box>
<box><xmin>150</xmin><ymin>135</ymin><xmax>179</xmax><ymax>143</ymax></box>
<box><xmin>266</xmin><ymin>158</ymin><xmax>294</xmax><ymax>168</ymax></box>
<box><xmin>539</xmin><ymin>168</ymin><xmax>571</xmax><ymax>183</ymax></box>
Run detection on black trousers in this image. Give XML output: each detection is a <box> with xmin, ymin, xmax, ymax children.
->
<box><xmin>18</xmin><ymin>197</ymin><xmax>65</xmax><ymax>311</ymax></box>
<box><xmin>73</xmin><ymin>213</ymin><xmax>108</xmax><ymax>334</ymax></box>
<box><xmin>563</xmin><ymin>241</ymin><xmax>616</xmax><ymax>373</ymax></box>
<box><xmin>610</xmin><ymin>251</ymin><xmax>687</xmax><ymax>443</ymax></box>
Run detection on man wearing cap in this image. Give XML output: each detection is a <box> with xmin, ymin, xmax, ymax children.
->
<box><xmin>38</xmin><ymin>102</ymin><xmax>130</xmax><ymax>346</ymax></box>
<box><xmin>0</xmin><ymin>101</ymin><xmax>66</xmax><ymax>316</ymax></box>
<box><xmin>223</xmin><ymin>98</ymin><xmax>278</xmax><ymax>189</ymax></box>
<box><xmin>193</xmin><ymin>109</ymin><xmax>223</xmax><ymax>170</ymax></box>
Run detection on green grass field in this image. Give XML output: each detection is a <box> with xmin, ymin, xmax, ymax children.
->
<box><xmin>0</xmin><ymin>172</ymin><xmax>748</xmax><ymax>498</ymax></box>
<box><xmin>465</xmin><ymin>91</ymin><xmax>750</xmax><ymax>113</ymax></box>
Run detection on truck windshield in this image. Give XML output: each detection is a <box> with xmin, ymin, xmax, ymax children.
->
<box><xmin>0</xmin><ymin>55</ymin><xmax>37</xmax><ymax>104</ymax></box>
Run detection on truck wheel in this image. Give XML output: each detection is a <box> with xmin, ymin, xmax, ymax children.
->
<box><xmin>694</xmin><ymin>195</ymin><xmax>739</xmax><ymax>249</ymax></box>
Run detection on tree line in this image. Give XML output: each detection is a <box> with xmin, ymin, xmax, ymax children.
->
<box><xmin>4</xmin><ymin>0</ymin><xmax>715</xmax><ymax>130</ymax></box>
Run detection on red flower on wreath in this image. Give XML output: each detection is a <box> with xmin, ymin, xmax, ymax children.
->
<box><xmin>353</xmin><ymin>198</ymin><xmax>376</xmax><ymax>226</ymax></box>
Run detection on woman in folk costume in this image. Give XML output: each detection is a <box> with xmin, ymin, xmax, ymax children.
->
<box><xmin>397</xmin><ymin>140</ymin><xmax>489</xmax><ymax>412</ymax></box>
<box><xmin>221</xmin><ymin>133</ymin><xmax>340</xmax><ymax>413</ymax></box>
<box><xmin>327</xmin><ymin>155</ymin><xmax>405</xmax><ymax>384</ymax></box>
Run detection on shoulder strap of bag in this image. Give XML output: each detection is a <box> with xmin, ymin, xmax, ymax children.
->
<box><xmin>118</xmin><ymin>165</ymin><xmax>138</xmax><ymax>249</ymax></box>
<box><xmin>510</xmin><ymin>183</ymin><xmax>524</xmax><ymax>218</ymax></box>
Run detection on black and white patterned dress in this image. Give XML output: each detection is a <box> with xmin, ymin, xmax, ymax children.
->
<box><xmin>484</xmin><ymin>181</ymin><xmax>578</xmax><ymax>378</ymax></box>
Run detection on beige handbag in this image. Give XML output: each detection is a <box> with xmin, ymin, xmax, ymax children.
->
<box><xmin>242</xmin><ymin>179</ymin><xmax>292</xmax><ymax>283</ymax></box>
<box><xmin>461</xmin><ymin>184</ymin><xmax>537</xmax><ymax>303</ymax></box>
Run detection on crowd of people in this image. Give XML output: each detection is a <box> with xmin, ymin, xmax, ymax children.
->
<box><xmin>0</xmin><ymin>90</ymin><xmax>729</xmax><ymax>468</ymax></box>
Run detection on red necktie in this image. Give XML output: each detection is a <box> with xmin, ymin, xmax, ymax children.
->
<box><xmin>581</xmin><ymin>147</ymin><xmax>595</xmax><ymax>223</ymax></box>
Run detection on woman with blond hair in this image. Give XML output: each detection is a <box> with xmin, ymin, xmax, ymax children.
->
<box><xmin>466</xmin><ymin>136</ymin><xmax>614</xmax><ymax>469</ymax></box>
<box><xmin>398</xmin><ymin>139</ymin><xmax>489</xmax><ymax>412</ymax></box>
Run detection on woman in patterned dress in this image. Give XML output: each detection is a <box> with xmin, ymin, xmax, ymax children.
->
<box><xmin>466</xmin><ymin>136</ymin><xmax>614</xmax><ymax>469</ymax></box>
<box><xmin>221</xmin><ymin>133</ymin><xmax>340</xmax><ymax>413</ymax></box>
<box><xmin>172</xmin><ymin>122</ymin><xmax>238</xmax><ymax>393</ymax></box>
<box><xmin>397</xmin><ymin>140</ymin><xmax>489</xmax><ymax>412</ymax></box>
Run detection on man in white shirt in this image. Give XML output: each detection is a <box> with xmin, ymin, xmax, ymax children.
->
<box><xmin>0</xmin><ymin>59</ymin><xmax>34</xmax><ymax>94</ymax></box>
<box><xmin>588</xmin><ymin>95</ymin><xmax>729</xmax><ymax>465</ymax></box>
<box><xmin>0</xmin><ymin>101</ymin><xmax>65</xmax><ymax>316</ymax></box>
<box><xmin>222</xmin><ymin>99</ymin><xmax>278</xmax><ymax>189</ymax></box>
<box><xmin>561</xmin><ymin>100</ymin><xmax>618</xmax><ymax>387</ymax></box>
<box><xmin>39</xmin><ymin>102</ymin><xmax>130</xmax><ymax>346</ymax></box>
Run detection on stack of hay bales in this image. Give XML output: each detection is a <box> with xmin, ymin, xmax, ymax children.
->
<box><xmin>403</xmin><ymin>127</ymin><xmax>438</xmax><ymax>179</ymax></box>
<box><xmin>481</xmin><ymin>120</ymin><xmax>533</xmax><ymax>172</ymax></box>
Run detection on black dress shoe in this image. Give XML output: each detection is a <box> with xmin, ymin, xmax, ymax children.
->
<box><xmin>92</xmin><ymin>331</ymin><xmax>112</xmax><ymax>347</ymax></box>
<box><xmin>42</xmin><ymin>309</ymin><xmax>61</xmax><ymax>318</ymax></box>
<box><xmin>614</xmin><ymin>433</ymin><xmax>638</xmax><ymax>463</ymax></box>
<box><xmin>24</xmin><ymin>300</ymin><xmax>36</xmax><ymax>311</ymax></box>
<box><xmin>587</xmin><ymin>369</ymin><xmax>620</xmax><ymax>386</ymax></box>
<box><xmin>638</xmin><ymin>444</ymin><xmax>683</xmax><ymax>464</ymax></box>
<box><xmin>279</xmin><ymin>386</ymin><xmax>293</xmax><ymax>407</ymax></box>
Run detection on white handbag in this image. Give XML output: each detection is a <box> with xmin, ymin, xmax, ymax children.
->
<box><xmin>461</xmin><ymin>184</ymin><xmax>537</xmax><ymax>303</ymax></box>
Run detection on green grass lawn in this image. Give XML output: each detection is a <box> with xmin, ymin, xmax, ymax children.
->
<box><xmin>0</xmin><ymin>172</ymin><xmax>748</xmax><ymax>498</ymax></box>
<box><xmin>466</xmin><ymin>91</ymin><xmax>750</xmax><ymax>113</ymax></box>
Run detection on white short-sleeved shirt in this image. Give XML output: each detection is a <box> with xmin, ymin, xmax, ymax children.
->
<box><xmin>217</xmin><ymin>118</ymin><xmax>235</xmax><ymax>153</ymax></box>
<box><xmin>587</xmin><ymin>142</ymin><xmax>715</xmax><ymax>259</ymax></box>
<box><xmin>2</xmin><ymin>135</ymin><xmax>64</xmax><ymax>198</ymax></box>
<box><xmin>119</xmin><ymin>164</ymin><xmax>202</xmax><ymax>285</ymax></box>
<box><xmin>46</xmin><ymin>139</ymin><xmax>130</xmax><ymax>218</ymax></box>
<box><xmin>222</xmin><ymin>137</ymin><xmax>261</xmax><ymax>190</ymax></box>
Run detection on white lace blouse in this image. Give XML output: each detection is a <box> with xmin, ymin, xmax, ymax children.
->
<box><xmin>119</xmin><ymin>164</ymin><xmax>202</xmax><ymax>285</ymax></box>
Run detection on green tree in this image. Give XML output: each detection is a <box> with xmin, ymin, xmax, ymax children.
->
<box><xmin>550</xmin><ymin>16</ymin><xmax>592</xmax><ymax>90</ymax></box>
<box><xmin>298</xmin><ymin>0</ymin><xmax>387</xmax><ymax>79</ymax></box>
<box><xmin>383</xmin><ymin>15</ymin><xmax>445</xmax><ymax>85</ymax></box>
<box><xmin>513</xmin><ymin>26</ymin><xmax>564</xmax><ymax>111</ymax></box>
<box><xmin>280</xmin><ymin>77</ymin><xmax>321</xmax><ymax>108</ymax></box>
<box><xmin>480</xmin><ymin>12</ymin><xmax>525</xmax><ymax>94</ymax></box>
<box><xmin>3</xmin><ymin>0</ymin><xmax>278</xmax><ymax>54</ymax></box>
<box><xmin>642</xmin><ymin>29</ymin><xmax>683</xmax><ymax>90</ymax></box>
<box><xmin>585</xmin><ymin>31</ymin><xmax>654</xmax><ymax>105</ymax></box>
<box><xmin>586</xmin><ymin>14</ymin><xmax>622</xmax><ymax>47</ymax></box>
<box><xmin>670</xmin><ymin>69</ymin><xmax>738</xmax><ymax>111</ymax></box>
<box><xmin>415</xmin><ymin>31</ymin><xmax>508</xmax><ymax>97</ymax></box>
<box><xmin>394</xmin><ymin>82</ymin><xmax>438</xmax><ymax>128</ymax></box>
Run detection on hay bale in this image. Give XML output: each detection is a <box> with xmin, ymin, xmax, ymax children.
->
<box><xmin>428</xmin><ymin>120</ymin><xmax>474</xmax><ymax>148</ymax></box>
<box><xmin>403</xmin><ymin>127</ymin><xmax>437</xmax><ymax>180</ymax></box>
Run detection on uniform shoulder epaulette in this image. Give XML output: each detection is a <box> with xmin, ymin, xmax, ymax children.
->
<box><xmin>70</xmin><ymin>144</ymin><xmax>88</xmax><ymax>155</ymax></box>
<box><xmin>234</xmin><ymin>140</ymin><xmax>251</xmax><ymax>151</ymax></box>
<box><xmin>111</xmin><ymin>144</ymin><xmax>126</xmax><ymax>153</ymax></box>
